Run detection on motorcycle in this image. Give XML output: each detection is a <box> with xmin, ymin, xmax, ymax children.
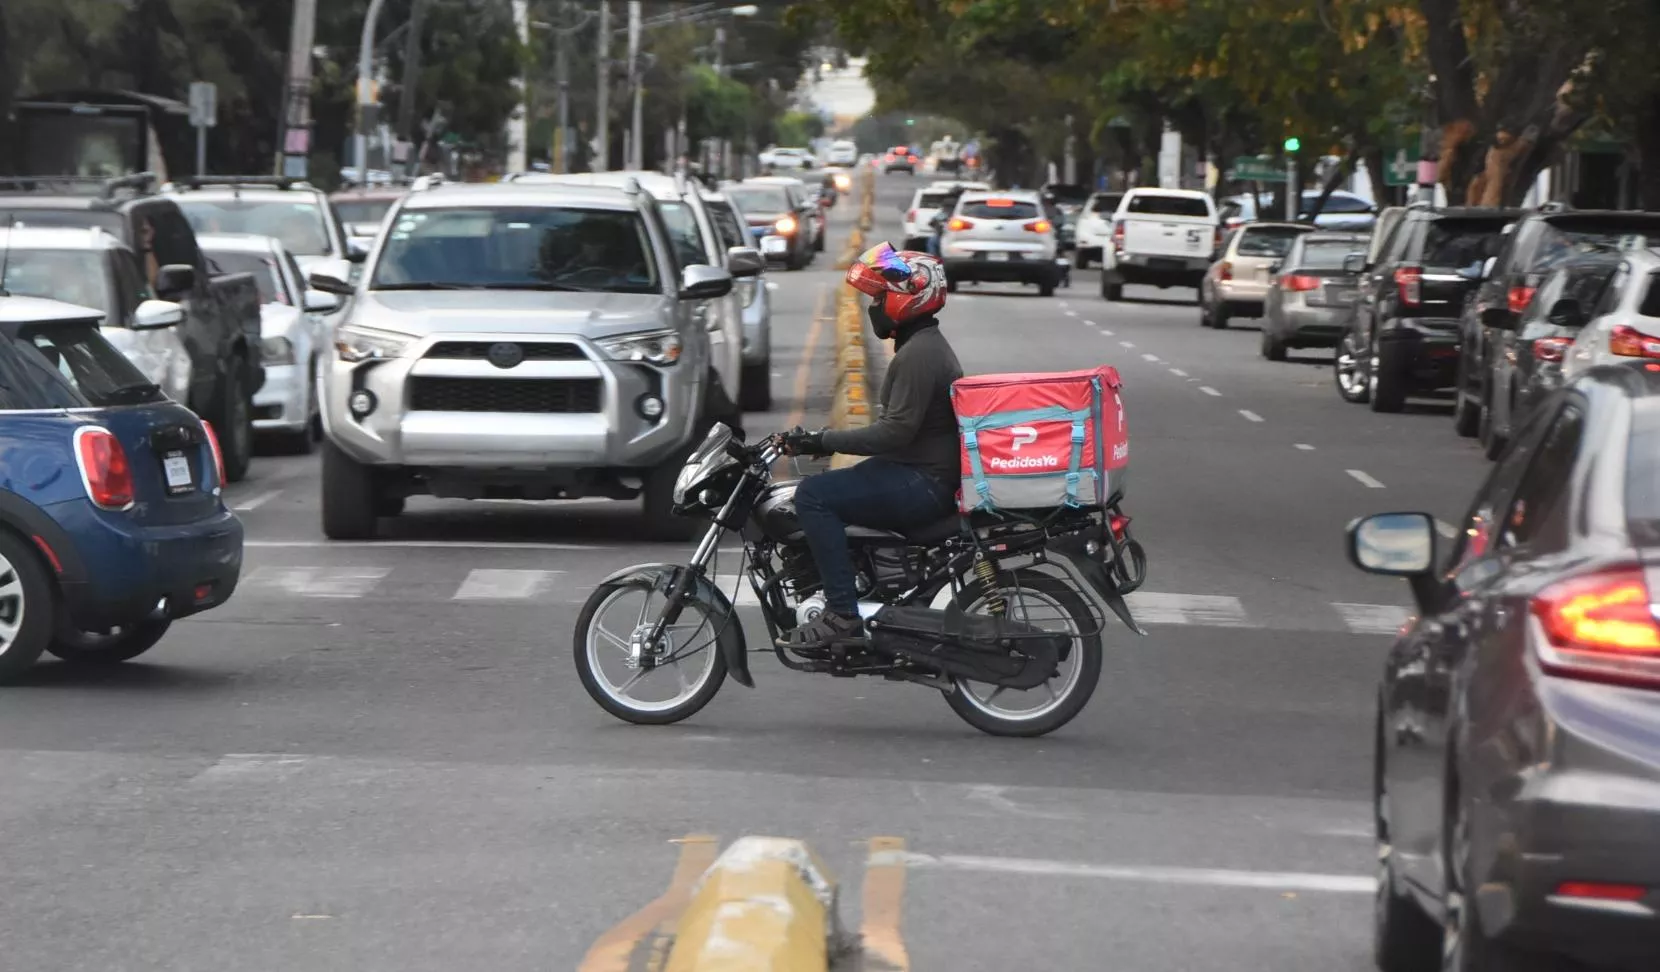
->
<box><xmin>572</xmin><ymin>425</ymin><xmax>1148</xmax><ymax>737</ymax></box>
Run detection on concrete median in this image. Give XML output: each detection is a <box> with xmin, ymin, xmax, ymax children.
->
<box><xmin>829</xmin><ymin>170</ymin><xmax>879</xmax><ymax>470</ymax></box>
<box><xmin>664</xmin><ymin>836</ymin><xmax>845</xmax><ymax>972</ymax></box>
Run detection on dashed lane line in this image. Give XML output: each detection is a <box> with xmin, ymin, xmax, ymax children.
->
<box><xmin>1295</xmin><ymin>443</ymin><xmax>1316</xmax><ymax>451</ymax></box>
<box><xmin>232</xmin><ymin>489</ymin><xmax>283</xmax><ymax>512</ymax></box>
<box><xmin>1239</xmin><ymin>410</ymin><xmax>1264</xmax><ymax>423</ymax></box>
<box><xmin>1199</xmin><ymin>386</ymin><xmax>1222</xmax><ymax>397</ymax></box>
<box><xmin>1064</xmin><ymin>309</ymin><xmax>1078</xmax><ymax>317</ymax></box>
<box><xmin>1333</xmin><ymin>603</ymin><xmax>1412</xmax><ymax>636</ymax></box>
<box><xmin>1142</xmin><ymin>353</ymin><xmax>1161</xmax><ymax>363</ymax></box>
<box><xmin>1083</xmin><ymin>319</ymin><xmax>1098</xmax><ymax>327</ymax></box>
<box><xmin>1346</xmin><ymin>469</ymin><xmax>1386</xmax><ymax>489</ymax></box>
<box><xmin>452</xmin><ymin>568</ymin><xmax>561</xmax><ymax>599</ymax></box>
<box><xmin>1169</xmin><ymin>368</ymin><xmax>1189</xmax><ymax>377</ymax></box>
<box><xmin>1119</xmin><ymin>341</ymin><xmax>1135</xmax><ymax>348</ymax></box>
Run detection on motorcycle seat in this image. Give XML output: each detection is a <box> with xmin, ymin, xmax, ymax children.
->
<box><xmin>902</xmin><ymin>510</ymin><xmax>1008</xmax><ymax>545</ymax></box>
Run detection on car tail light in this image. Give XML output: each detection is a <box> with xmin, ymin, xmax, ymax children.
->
<box><xmin>947</xmin><ymin>217</ymin><xmax>973</xmax><ymax>232</ymax></box>
<box><xmin>1531</xmin><ymin>567</ymin><xmax>1660</xmax><ymax>689</ymax></box>
<box><xmin>1218</xmin><ymin>261</ymin><xmax>1233</xmax><ymax>282</ymax></box>
<box><xmin>1553</xmin><ymin>881</ymin><xmax>1649</xmax><ymax>902</ymax></box>
<box><xmin>72</xmin><ymin>426</ymin><xmax>135</xmax><ymax>511</ymax></box>
<box><xmin>1532</xmin><ymin>337</ymin><xmax>1574</xmax><ymax>362</ymax></box>
<box><xmin>202</xmin><ymin>420</ymin><xmax>227</xmax><ymax>487</ymax></box>
<box><xmin>1395</xmin><ymin>265</ymin><xmax>1423</xmax><ymax>306</ymax></box>
<box><xmin>1284</xmin><ymin>274</ymin><xmax>1322</xmax><ymax>292</ymax></box>
<box><xmin>908</xmin><ymin>155</ymin><xmax>918</xmax><ymax>163</ymax></box>
<box><xmin>1023</xmin><ymin>219</ymin><xmax>1052</xmax><ymax>234</ymax></box>
<box><xmin>1214</xmin><ymin>226</ymin><xmax>1224</xmax><ymax>251</ymax></box>
<box><xmin>1609</xmin><ymin>325</ymin><xmax>1660</xmax><ymax>359</ymax></box>
<box><xmin>774</xmin><ymin>215</ymin><xmax>797</xmax><ymax>235</ymax></box>
<box><xmin>1508</xmin><ymin>285</ymin><xmax>1537</xmax><ymax>315</ymax></box>
<box><xmin>1112</xmin><ymin>222</ymin><xmax>1126</xmax><ymax>249</ymax></box>
<box><xmin>906</xmin><ymin>209</ymin><xmax>918</xmax><ymax>223</ymax></box>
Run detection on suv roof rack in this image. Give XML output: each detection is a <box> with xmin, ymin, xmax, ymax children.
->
<box><xmin>621</xmin><ymin>176</ymin><xmax>643</xmax><ymax>196</ymax></box>
<box><xmin>167</xmin><ymin>175</ymin><xmax>311</xmax><ymax>192</ymax></box>
<box><xmin>0</xmin><ymin>172</ymin><xmax>157</xmax><ymax>199</ymax></box>
<box><xmin>1538</xmin><ymin>200</ymin><xmax>1573</xmax><ymax>214</ymax></box>
<box><xmin>409</xmin><ymin>173</ymin><xmax>445</xmax><ymax>191</ymax></box>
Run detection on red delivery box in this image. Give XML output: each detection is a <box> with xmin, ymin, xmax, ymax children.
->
<box><xmin>950</xmin><ymin>366</ymin><xmax>1127</xmax><ymax>513</ymax></box>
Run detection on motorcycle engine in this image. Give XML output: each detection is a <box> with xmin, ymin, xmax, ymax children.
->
<box><xmin>793</xmin><ymin>594</ymin><xmax>826</xmax><ymax>627</ymax></box>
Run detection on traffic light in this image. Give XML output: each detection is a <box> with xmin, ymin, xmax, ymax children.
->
<box><xmin>1284</xmin><ymin>136</ymin><xmax>1300</xmax><ymax>153</ymax></box>
<box><xmin>905</xmin><ymin>118</ymin><xmax>915</xmax><ymax>126</ymax></box>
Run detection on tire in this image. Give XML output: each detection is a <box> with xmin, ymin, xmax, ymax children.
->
<box><xmin>1335</xmin><ymin>332</ymin><xmax>1372</xmax><ymax>404</ymax></box>
<box><xmin>215</xmin><ymin>366</ymin><xmax>254</xmax><ymax>483</ymax></box>
<box><xmin>573</xmin><ymin>577</ymin><xmax>729</xmax><ymax>725</ymax></box>
<box><xmin>946</xmin><ymin>276</ymin><xmax>959</xmax><ymax>294</ymax></box>
<box><xmin>1374</xmin><ymin>705</ymin><xmax>1442</xmax><ymax>972</ymax></box>
<box><xmin>1261</xmin><ymin>328</ymin><xmax>1288</xmax><ymax>361</ymax></box>
<box><xmin>642</xmin><ymin>452</ymin><xmax>702</xmax><ymax>543</ymax></box>
<box><xmin>1441</xmin><ymin>792</ymin><xmax>1556</xmax><ymax>972</ymax></box>
<box><xmin>1038</xmin><ymin>279</ymin><xmax>1055</xmax><ymax>297</ymax></box>
<box><xmin>0</xmin><ymin>530</ymin><xmax>54</xmax><ymax>683</ymax></box>
<box><xmin>943</xmin><ymin>570</ymin><xmax>1103</xmax><ymax>737</ymax></box>
<box><xmin>320</xmin><ymin>439</ymin><xmax>380</xmax><ymax>540</ymax></box>
<box><xmin>1102</xmin><ymin>281</ymin><xmax>1123</xmax><ymax>301</ymax></box>
<box><xmin>1369</xmin><ymin>340</ymin><xmax>1406</xmax><ymax>413</ymax></box>
<box><xmin>1199</xmin><ymin>300</ymin><xmax>1214</xmax><ymax>328</ymax></box>
<box><xmin>1452</xmin><ymin>358</ymin><xmax>1482</xmax><ymax>438</ymax></box>
<box><xmin>1213</xmin><ymin>303</ymin><xmax>1231</xmax><ymax>330</ymax></box>
<box><xmin>739</xmin><ymin>361</ymin><xmax>772</xmax><ymax>412</ymax></box>
<box><xmin>1074</xmin><ymin>252</ymin><xmax>1091</xmax><ymax>270</ymax></box>
<box><xmin>47</xmin><ymin>618</ymin><xmax>172</xmax><ymax>666</ymax></box>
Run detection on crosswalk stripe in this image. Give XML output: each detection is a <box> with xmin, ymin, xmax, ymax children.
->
<box><xmin>1123</xmin><ymin>592</ymin><xmax>1254</xmax><ymax>627</ymax></box>
<box><xmin>453</xmin><ymin>568</ymin><xmax>561</xmax><ymax>600</ymax></box>
<box><xmin>1332</xmin><ymin>602</ymin><xmax>1411</xmax><ymax>635</ymax></box>
<box><xmin>242</xmin><ymin>566</ymin><xmax>391</xmax><ymax>598</ymax></box>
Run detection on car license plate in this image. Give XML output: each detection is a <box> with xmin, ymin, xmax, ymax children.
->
<box><xmin>1329</xmin><ymin>289</ymin><xmax>1357</xmax><ymax>305</ymax></box>
<box><xmin>987</xmin><ymin>252</ymin><xmax>1010</xmax><ymax>262</ymax></box>
<box><xmin>163</xmin><ymin>450</ymin><xmax>194</xmax><ymax>494</ymax></box>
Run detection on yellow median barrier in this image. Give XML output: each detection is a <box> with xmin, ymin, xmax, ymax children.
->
<box><xmin>664</xmin><ymin>837</ymin><xmax>844</xmax><ymax>972</ymax></box>
<box><xmin>828</xmin><ymin>278</ymin><xmax>871</xmax><ymax>469</ymax></box>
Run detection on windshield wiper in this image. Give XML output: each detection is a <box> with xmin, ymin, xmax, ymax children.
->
<box><xmin>492</xmin><ymin>281</ymin><xmax>607</xmax><ymax>292</ymax></box>
<box><xmin>370</xmin><ymin>282</ymin><xmax>483</xmax><ymax>291</ymax></box>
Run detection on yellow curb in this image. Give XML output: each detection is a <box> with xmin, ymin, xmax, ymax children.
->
<box><xmin>665</xmin><ymin>837</ymin><xmax>841</xmax><ymax>972</ymax></box>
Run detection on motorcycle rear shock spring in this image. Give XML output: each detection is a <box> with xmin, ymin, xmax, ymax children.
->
<box><xmin>972</xmin><ymin>552</ymin><xmax>1006</xmax><ymax>616</ymax></box>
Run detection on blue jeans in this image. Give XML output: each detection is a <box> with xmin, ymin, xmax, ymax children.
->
<box><xmin>792</xmin><ymin>459</ymin><xmax>956</xmax><ymax>617</ymax></box>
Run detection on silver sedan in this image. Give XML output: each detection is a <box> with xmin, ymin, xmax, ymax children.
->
<box><xmin>1260</xmin><ymin>232</ymin><xmax>1370</xmax><ymax>360</ymax></box>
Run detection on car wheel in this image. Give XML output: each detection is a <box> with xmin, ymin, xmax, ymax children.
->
<box><xmin>1369</xmin><ymin>339</ymin><xmax>1406</xmax><ymax>413</ymax></box>
<box><xmin>1452</xmin><ymin>357</ymin><xmax>1482</xmax><ymax>438</ymax></box>
<box><xmin>1038</xmin><ymin>279</ymin><xmax>1055</xmax><ymax>297</ymax></box>
<box><xmin>47</xmin><ymin>618</ymin><xmax>172</xmax><ymax>666</ymax></box>
<box><xmin>1198</xmin><ymin>300</ymin><xmax>1213</xmax><ymax>328</ymax></box>
<box><xmin>0</xmin><ymin>530</ymin><xmax>53</xmax><ymax>683</ymax></box>
<box><xmin>946</xmin><ymin>276</ymin><xmax>959</xmax><ymax>294</ymax></box>
<box><xmin>739</xmin><ymin>360</ymin><xmax>772</xmax><ymax>412</ymax></box>
<box><xmin>1334</xmin><ymin>332</ymin><xmax>1371</xmax><ymax>404</ymax></box>
<box><xmin>215</xmin><ymin>365</ymin><xmax>254</xmax><ymax>483</ymax></box>
<box><xmin>1479</xmin><ymin>398</ymin><xmax>1508</xmax><ymax>461</ymax></box>
<box><xmin>1075</xmin><ymin>252</ymin><xmax>1091</xmax><ymax>270</ymax></box>
<box><xmin>321</xmin><ymin>439</ymin><xmax>380</xmax><ymax>540</ymax></box>
<box><xmin>1373</xmin><ymin>706</ymin><xmax>1441</xmax><ymax>972</ymax></box>
<box><xmin>642</xmin><ymin>453</ymin><xmax>703</xmax><ymax>543</ymax></box>
<box><xmin>1260</xmin><ymin>328</ymin><xmax>1288</xmax><ymax>361</ymax></box>
<box><xmin>1442</xmin><ymin>793</ymin><xmax>1555</xmax><ymax>972</ymax></box>
<box><xmin>1213</xmin><ymin>303</ymin><xmax>1231</xmax><ymax>330</ymax></box>
<box><xmin>1102</xmin><ymin>281</ymin><xmax>1123</xmax><ymax>301</ymax></box>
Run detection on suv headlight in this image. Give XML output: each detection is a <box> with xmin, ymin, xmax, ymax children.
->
<box><xmin>261</xmin><ymin>336</ymin><xmax>296</xmax><ymax>365</ymax></box>
<box><xmin>334</xmin><ymin>324</ymin><xmax>413</xmax><ymax>362</ymax></box>
<box><xmin>597</xmin><ymin>329</ymin><xmax>682</xmax><ymax>365</ymax></box>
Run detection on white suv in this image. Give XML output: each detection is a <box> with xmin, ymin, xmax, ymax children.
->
<box><xmin>901</xmin><ymin>181</ymin><xmax>990</xmax><ymax>251</ymax></box>
<box><xmin>937</xmin><ymin>190</ymin><xmax>1062</xmax><ymax>296</ymax></box>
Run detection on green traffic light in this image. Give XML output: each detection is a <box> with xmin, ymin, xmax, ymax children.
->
<box><xmin>906</xmin><ymin>118</ymin><xmax>915</xmax><ymax>126</ymax></box>
<box><xmin>1284</xmin><ymin>137</ymin><xmax>1300</xmax><ymax>153</ymax></box>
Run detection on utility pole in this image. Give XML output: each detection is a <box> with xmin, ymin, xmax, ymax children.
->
<box><xmin>355</xmin><ymin>0</ymin><xmax>390</xmax><ymax>181</ymax></box>
<box><xmin>278</xmin><ymin>0</ymin><xmax>319</xmax><ymax>178</ymax></box>
<box><xmin>595</xmin><ymin>1</ymin><xmax>611</xmax><ymax>170</ymax></box>
<box><xmin>395</xmin><ymin>0</ymin><xmax>428</xmax><ymax>175</ymax></box>
<box><xmin>626</xmin><ymin>1</ymin><xmax>642</xmax><ymax>171</ymax></box>
<box><xmin>506</xmin><ymin>0</ymin><xmax>530</xmax><ymax>174</ymax></box>
<box><xmin>554</xmin><ymin>1</ymin><xmax>570</xmax><ymax>172</ymax></box>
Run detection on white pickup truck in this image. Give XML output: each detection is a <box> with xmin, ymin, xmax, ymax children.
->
<box><xmin>1100</xmin><ymin>188</ymin><xmax>1220</xmax><ymax>302</ymax></box>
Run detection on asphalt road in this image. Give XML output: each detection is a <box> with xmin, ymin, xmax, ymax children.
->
<box><xmin>0</xmin><ymin>171</ymin><xmax>1490</xmax><ymax>972</ymax></box>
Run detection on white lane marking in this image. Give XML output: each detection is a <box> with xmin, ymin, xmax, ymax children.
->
<box><xmin>242</xmin><ymin>566</ymin><xmax>390</xmax><ymax>598</ymax></box>
<box><xmin>1169</xmin><ymin>368</ymin><xmax>1189</xmax><ymax>378</ymax></box>
<box><xmin>1124</xmin><ymin>592</ymin><xmax>1254</xmax><ymax>627</ymax></box>
<box><xmin>1083</xmin><ymin>320</ymin><xmax>1098</xmax><ymax>327</ymax></box>
<box><xmin>1199</xmin><ymin>386</ymin><xmax>1222</xmax><ymax>397</ymax></box>
<box><xmin>1239</xmin><ymin>410</ymin><xmax>1264</xmax><ymax>423</ymax></box>
<box><xmin>190</xmin><ymin>753</ymin><xmax>314</xmax><ymax>783</ymax></box>
<box><xmin>1334</xmin><ymin>603</ymin><xmax>1412</xmax><ymax>635</ymax></box>
<box><xmin>245</xmin><ymin>540</ymin><xmax>600</xmax><ymax>551</ymax></box>
<box><xmin>1064</xmin><ymin>309</ymin><xmax>1078</xmax><ymax>317</ymax></box>
<box><xmin>453</xmin><ymin>568</ymin><xmax>561</xmax><ymax>600</ymax></box>
<box><xmin>232</xmin><ymin>489</ymin><xmax>282</xmax><ymax>512</ymax></box>
<box><xmin>709</xmin><ymin>572</ymin><xmax>760</xmax><ymax>606</ymax></box>
<box><xmin>1100</xmin><ymin>329</ymin><xmax>1114</xmax><ymax>336</ymax></box>
<box><xmin>1295</xmin><ymin>443</ymin><xmax>1316</xmax><ymax>451</ymax></box>
<box><xmin>1347</xmin><ymin>469</ymin><xmax>1386</xmax><ymax>489</ymax></box>
<box><xmin>1119</xmin><ymin>341</ymin><xmax>1135</xmax><ymax>348</ymax></box>
<box><xmin>1142</xmin><ymin>353</ymin><xmax>1161</xmax><ymax>363</ymax></box>
<box><xmin>884</xmin><ymin>852</ymin><xmax>1372</xmax><ymax>894</ymax></box>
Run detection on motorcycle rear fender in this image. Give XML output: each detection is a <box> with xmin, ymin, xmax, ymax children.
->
<box><xmin>1044</xmin><ymin>535</ymin><xmax>1148</xmax><ymax>637</ymax></box>
<box><xmin>597</xmin><ymin>563</ymin><xmax>753</xmax><ymax>688</ymax></box>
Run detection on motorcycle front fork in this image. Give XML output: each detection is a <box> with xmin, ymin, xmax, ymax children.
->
<box><xmin>638</xmin><ymin>520</ymin><xmax>729</xmax><ymax>662</ymax></box>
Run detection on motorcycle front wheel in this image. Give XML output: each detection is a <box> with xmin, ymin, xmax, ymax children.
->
<box><xmin>573</xmin><ymin>577</ymin><xmax>730</xmax><ymax>725</ymax></box>
<box><xmin>945</xmin><ymin>569</ymin><xmax>1103</xmax><ymax>737</ymax></box>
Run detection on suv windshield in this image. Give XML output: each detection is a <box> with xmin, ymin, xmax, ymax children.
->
<box><xmin>4</xmin><ymin>319</ymin><xmax>161</xmax><ymax>408</ymax></box>
<box><xmin>960</xmin><ymin>199</ymin><xmax>1040</xmax><ymax>220</ymax></box>
<box><xmin>0</xmin><ymin>249</ymin><xmax>111</xmax><ymax>316</ymax></box>
<box><xmin>175</xmin><ymin>198</ymin><xmax>333</xmax><ymax>256</ymax></box>
<box><xmin>1424</xmin><ymin>220</ymin><xmax>1508</xmax><ymax>268</ymax></box>
<box><xmin>370</xmin><ymin>206</ymin><xmax>659</xmax><ymax>293</ymax></box>
<box><xmin>1126</xmin><ymin>194</ymin><xmax>1211</xmax><ymax>217</ymax></box>
<box><xmin>332</xmin><ymin>198</ymin><xmax>398</xmax><ymax>225</ymax></box>
<box><xmin>727</xmin><ymin>186</ymin><xmax>791</xmax><ymax>216</ymax></box>
<box><xmin>1237</xmin><ymin>227</ymin><xmax>1305</xmax><ymax>257</ymax></box>
<box><xmin>205</xmin><ymin>249</ymin><xmax>287</xmax><ymax>305</ymax></box>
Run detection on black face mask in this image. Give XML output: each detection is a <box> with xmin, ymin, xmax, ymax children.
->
<box><xmin>867</xmin><ymin>302</ymin><xmax>898</xmax><ymax>340</ymax></box>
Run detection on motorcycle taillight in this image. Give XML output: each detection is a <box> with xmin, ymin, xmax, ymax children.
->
<box><xmin>1109</xmin><ymin>513</ymin><xmax>1131</xmax><ymax>541</ymax></box>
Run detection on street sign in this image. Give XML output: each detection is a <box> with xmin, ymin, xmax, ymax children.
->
<box><xmin>1230</xmin><ymin>156</ymin><xmax>1287</xmax><ymax>183</ymax></box>
<box><xmin>188</xmin><ymin>81</ymin><xmax>218</xmax><ymax>128</ymax></box>
<box><xmin>1384</xmin><ymin>146</ymin><xmax>1421</xmax><ymax>186</ymax></box>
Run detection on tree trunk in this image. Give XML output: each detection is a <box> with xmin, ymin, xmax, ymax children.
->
<box><xmin>1637</xmin><ymin>92</ymin><xmax>1660</xmax><ymax>210</ymax></box>
<box><xmin>1361</xmin><ymin>143</ymin><xmax>1388</xmax><ymax>207</ymax></box>
<box><xmin>1419</xmin><ymin>0</ymin><xmax>1481</xmax><ymax>205</ymax></box>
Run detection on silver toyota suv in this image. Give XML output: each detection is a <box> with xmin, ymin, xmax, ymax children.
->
<box><xmin>307</xmin><ymin>179</ymin><xmax>750</xmax><ymax>540</ymax></box>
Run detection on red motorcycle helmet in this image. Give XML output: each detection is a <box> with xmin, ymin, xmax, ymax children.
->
<box><xmin>845</xmin><ymin>242</ymin><xmax>946</xmax><ymax>325</ymax></box>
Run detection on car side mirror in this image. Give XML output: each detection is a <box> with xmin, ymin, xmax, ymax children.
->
<box><xmin>1342</xmin><ymin>252</ymin><xmax>1365</xmax><ymax>273</ymax></box>
<box><xmin>1347</xmin><ymin>511</ymin><xmax>1439</xmax><ymax>608</ymax></box>
<box><xmin>726</xmin><ymin>247</ymin><xmax>766</xmax><ymax>278</ymax></box>
<box><xmin>346</xmin><ymin>238</ymin><xmax>370</xmax><ymax>262</ymax></box>
<box><xmin>680</xmin><ymin>264</ymin><xmax>733</xmax><ymax>300</ymax></box>
<box><xmin>1546</xmin><ymin>297</ymin><xmax>1586</xmax><ymax>329</ymax></box>
<box><xmin>304</xmin><ymin>289</ymin><xmax>343</xmax><ymax>313</ymax></box>
<box><xmin>309</xmin><ymin>272</ymin><xmax>355</xmax><ymax>296</ymax></box>
<box><xmin>153</xmin><ymin>264</ymin><xmax>196</xmax><ymax>299</ymax></box>
<box><xmin>131</xmin><ymin>299</ymin><xmax>184</xmax><ymax>329</ymax></box>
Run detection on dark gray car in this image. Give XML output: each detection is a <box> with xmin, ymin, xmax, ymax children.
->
<box><xmin>1259</xmin><ymin>232</ymin><xmax>1368</xmax><ymax>360</ymax></box>
<box><xmin>1352</xmin><ymin>364</ymin><xmax>1660</xmax><ymax>972</ymax></box>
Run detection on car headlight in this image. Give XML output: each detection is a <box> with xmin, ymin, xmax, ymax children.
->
<box><xmin>261</xmin><ymin>336</ymin><xmax>296</xmax><ymax>365</ymax></box>
<box><xmin>774</xmin><ymin>215</ymin><xmax>798</xmax><ymax>235</ymax></box>
<box><xmin>334</xmin><ymin>325</ymin><xmax>413</xmax><ymax>362</ymax></box>
<box><xmin>597</xmin><ymin>329</ymin><xmax>682</xmax><ymax>365</ymax></box>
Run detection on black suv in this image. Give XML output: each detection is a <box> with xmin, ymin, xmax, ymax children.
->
<box><xmin>0</xmin><ymin>174</ymin><xmax>265</xmax><ymax>480</ymax></box>
<box><xmin>1454</xmin><ymin>205</ymin><xmax>1660</xmax><ymax>440</ymax></box>
<box><xmin>1334</xmin><ymin>205</ymin><xmax>1518</xmax><ymax>412</ymax></box>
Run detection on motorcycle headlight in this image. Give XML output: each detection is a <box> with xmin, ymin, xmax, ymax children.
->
<box><xmin>598</xmin><ymin>329</ymin><xmax>682</xmax><ymax>366</ymax></box>
<box><xmin>334</xmin><ymin>325</ymin><xmax>413</xmax><ymax>363</ymax></box>
<box><xmin>261</xmin><ymin>336</ymin><xmax>296</xmax><ymax>365</ymax></box>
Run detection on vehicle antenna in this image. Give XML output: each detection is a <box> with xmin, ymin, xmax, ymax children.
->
<box><xmin>0</xmin><ymin>213</ymin><xmax>15</xmax><ymax>297</ymax></box>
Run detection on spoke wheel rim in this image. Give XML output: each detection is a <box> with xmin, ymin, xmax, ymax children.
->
<box><xmin>955</xmin><ymin>584</ymin><xmax>1082</xmax><ymax>722</ymax></box>
<box><xmin>0</xmin><ymin>550</ymin><xmax>25</xmax><ymax>657</ymax></box>
<box><xmin>585</xmin><ymin>584</ymin><xmax>718</xmax><ymax>713</ymax></box>
<box><xmin>1337</xmin><ymin>338</ymin><xmax>1365</xmax><ymax>394</ymax></box>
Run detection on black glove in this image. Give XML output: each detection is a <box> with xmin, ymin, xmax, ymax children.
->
<box><xmin>780</xmin><ymin>427</ymin><xmax>828</xmax><ymax>457</ymax></box>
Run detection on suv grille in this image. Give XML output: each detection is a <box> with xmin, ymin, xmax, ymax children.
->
<box><xmin>424</xmin><ymin>341</ymin><xmax>586</xmax><ymax>361</ymax></box>
<box><xmin>409</xmin><ymin>378</ymin><xmax>603</xmax><ymax>413</ymax></box>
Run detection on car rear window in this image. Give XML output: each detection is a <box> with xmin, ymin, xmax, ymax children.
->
<box><xmin>1089</xmin><ymin>194</ymin><xmax>1124</xmax><ymax>213</ymax></box>
<box><xmin>2</xmin><ymin>319</ymin><xmax>162</xmax><ymax>408</ymax></box>
<box><xmin>918</xmin><ymin>192</ymin><xmax>953</xmax><ymax>210</ymax></box>
<box><xmin>332</xmin><ymin>198</ymin><xmax>398</xmax><ymax>225</ymax></box>
<box><xmin>175</xmin><ymin>197</ymin><xmax>333</xmax><ymax>257</ymax></box>
<box><xmin>1423</xmin><ymin>220</ymin><xmax>1508</xmax><ymax>268</ymax></box>
<box><xmin>1125</xmin><ymin>194</ymin><xmax>1211</xmax><ymax>217</ymax></box>
<box><xmin>1526</xmin><ymin>221</ymin><xmax>1655</xmax><ymax>275</ymax></box>
<box><xmin>959</xmin><ymin>199</ymin><xmax>1041</xmax><ymax>220</ymax></box>
<box><xmin>1310</xmin><ymin>195</ymin><xmax>1375</xmax><ymax>214</ymax></box>
<box><xmin>1300</xmin><ymin>240</ymin><xmax>1366</xmax><ymax>269</ymax></box>
<box><xmin>1237</xmin><ymin>227</ymin><xmax>1305</xmax><ymax>257</ymax></box>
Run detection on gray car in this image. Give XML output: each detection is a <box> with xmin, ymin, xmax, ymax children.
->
<box><xmin>309</xmin><ymin>179</ymin><xmax>753</xmax><ymax>541</ymax></box>
<box><xmin>1259</xmin><ymin>232</ymin><xmax>1370</xmax><ymax>360</ymax></box>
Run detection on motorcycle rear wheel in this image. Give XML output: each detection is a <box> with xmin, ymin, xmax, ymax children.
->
<box><xmin>573</xmin><ymin>578</ymin><xmax>730</xmax><ymax>725</ymax></box>
<box><xmin>944</xmin><ymin>570</ymin><xmax>1103</xmax><ymax>737</ymax></box>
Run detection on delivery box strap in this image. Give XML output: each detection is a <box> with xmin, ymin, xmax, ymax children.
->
<box><xmin>960</xmin><ymin>415</ymin><xmax>1092</xmax><ymax>511</ymax></box>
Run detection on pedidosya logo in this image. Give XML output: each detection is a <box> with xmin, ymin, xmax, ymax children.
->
<box><xmin>989</xmin><ymin>454</ymin><xmax>1060</xmax><ymax>469</ymax></box>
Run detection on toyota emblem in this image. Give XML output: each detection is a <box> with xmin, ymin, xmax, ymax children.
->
<box><xmin>487</xmin><ymin>342</ymin><xmax>524</xmax><ymax>369</ymax></box>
